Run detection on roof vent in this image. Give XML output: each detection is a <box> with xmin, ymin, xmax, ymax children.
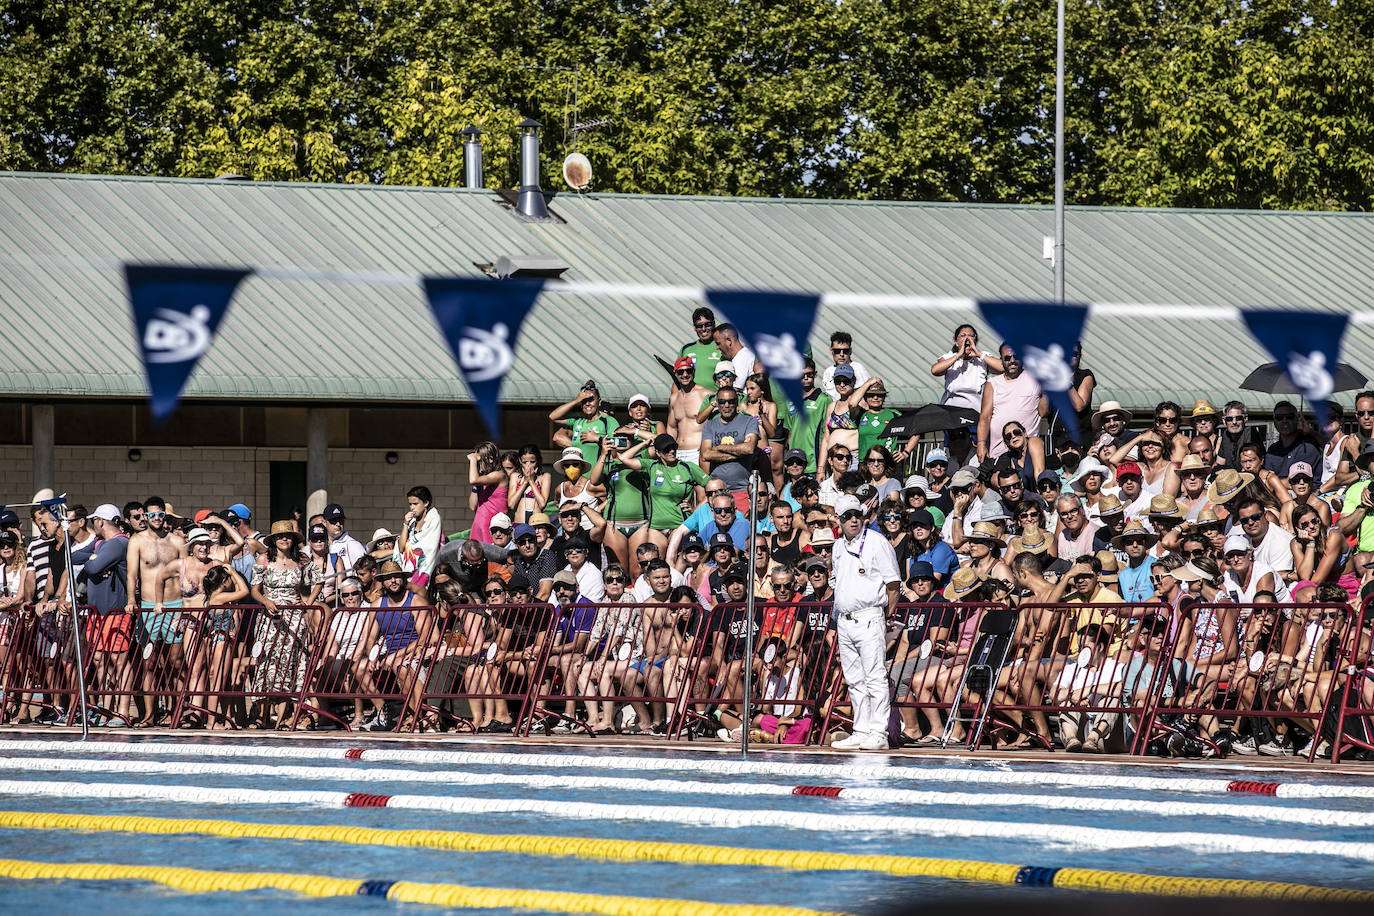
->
<box><xmin>493</xmin><ymin>255</ymin><xmax>570</xmax><ymax>280</ymax></box>
<box><xmin>214</xmin><ymin>173</ymin><xmax>251</xmax><ymax>181</ymax></box>
<box><xmin>461</xmin><ymin>126</ymin><xmax>484</xmax><ymax>189</ymax></box>
<box><xmin>514</xmin><ymin>119</ymin><xmax>553</xmax><ymax>222</ymax></box>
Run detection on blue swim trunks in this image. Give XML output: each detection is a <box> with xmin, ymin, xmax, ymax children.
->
<box><xmin>139</xmin><ymin>600</ymin><xmax>184</xmax><ymax>645</ymax></box>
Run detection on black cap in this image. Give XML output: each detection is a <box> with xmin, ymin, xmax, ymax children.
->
<box><xmin>682</xmin><ymin>533</ymin><xmax>706</xmax><ymax>552</ymax></box>
<box><xmin>308</xmin><ymin>524</ymin><xmax>327</xmax><ymax>540</ymax></box>
<box><xmin>709</xmin><ymin>532</ymin><xmax>733</xmax><ymax>549</ymax></box>
<box><xmin>563</xmin><ymin>536</ymin><xmax>591</xmax><ymax>552</ymax></box>
<box><xmin>507</xmin><ymin>573</ymin><xmax>531</xmax><ymax>593</ymax></box>
<box><xmin>0</xmin><ymin>510</ymin><xmax>17</xmax><ymax>527</ymax></box>
<box><xmin>322</xmin><ymin>503</ymin><xmax>346</xmax><ymax>521</ymax></box>
<box><xmin>721</xmin><ymin>564</ymin><xmax>748</xmax><ymax>584</ymax></box>
<box><xmin>653</xmin><ymin>433</ymin><xmax>678</xmax><ymax>453</ymax></box>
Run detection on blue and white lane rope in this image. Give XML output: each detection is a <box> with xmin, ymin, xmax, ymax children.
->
<box><xmin>0</xmin><ymin>755</ymin><xmax>1369</xmax><ymax>829</ymax></box>
<box><xmin>0</xmin><ymin>739</ymin><xmax>1366</xmax><ymax>800</ymax></box>
<box><xmin>2</xmin><ymin>779</ymin><xmax>1372</xmax><ymax>860</ymax></box>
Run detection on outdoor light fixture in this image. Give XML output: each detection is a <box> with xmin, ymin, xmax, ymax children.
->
<box><xmin>128</xmin><ymin>449</ymin><xmax>142</xmax><ymax>463</ymax></box>
<box><xmin>385</xmin><ymin>451</ymin><xmax>399</xmax><ymax>465</ymax></box>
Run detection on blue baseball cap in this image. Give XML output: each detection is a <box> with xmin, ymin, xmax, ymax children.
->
<box><xmin>512</xmin><ymin>523</ymin><xmax>536</xmax><ymax>541</ymax></box>
<box><xmin>909</xmin><ymin>560</ymin><xmax>936</xmax><ymax>581</ymax></box>
<box><xmin>925</xmin><ymin>448</ymin><xmax>949</xmax><ymax>465</ymax></box>
<box><xmin>227</xmin><ymin>503</ymin><xmax>251</xmax><ymax>520</ymax></box>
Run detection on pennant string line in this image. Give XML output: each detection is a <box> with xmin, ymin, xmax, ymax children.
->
<box><xmin>0</xmin><ymin>250</ymin><xmax>1370</xmax><ymax>324</ymax></box>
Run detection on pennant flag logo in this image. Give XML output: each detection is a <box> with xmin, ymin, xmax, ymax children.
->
<box><xmin>704</xmin><ymin>288</ymin><xmax>822</xmax><ymax>409</ymax></box>
<box><xmin>423</xmin><ymin>276</ymin><xmax>545</xmax><ymax>434</ymax></box>
<box><xmin>125</xmin><ymin>264</ymin><xmax>251</xmax><ymax>422</ymax></box>
<box><xmin>1242</xmin><ymin>309</ymin><xmax>1350</xmax><ymax>429</ymax></box>
<box><xmin>977</xmin><ymin>300</ymin><xmax>1090</xmax><ymax>443</ymax></box>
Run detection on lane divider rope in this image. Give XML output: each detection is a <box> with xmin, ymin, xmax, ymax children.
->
<box><xmin>0</xmin><ymin>756</ymin><xmax>1367</xmax><ymax>829</ymax></box>
<box><xmin>3</xmin><ymin>779</ymin><xmax>1372</xmax><ymax>860</ymax></box>
<box><xmin>0</xmin><ymin>811</ymin><xmax>1369</xmax><ymax>903</ymax></box>
<box><xmin>0</xmin><ymin>856</ymin><xmax>832</xmax><ymax>915</ymax></box>
<box><xmin>0</xmin><ymin>739</ymin><xmax>1366</xmax><ymax>800</ymax></box>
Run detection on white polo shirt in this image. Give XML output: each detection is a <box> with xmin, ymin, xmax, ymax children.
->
<box><xmin>832</xmin><ymin>529</ymin><xmax>900</xmax><ymax>616</ymax></box>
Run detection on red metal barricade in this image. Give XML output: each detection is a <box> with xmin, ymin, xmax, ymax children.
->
<box><xmin>673</xmin><ymin>601</ymin><xmax>840</xmax><ymax>745</ymax></box>
<box><xmin>1320</xmin><ymin>598</ymin><xmax>1374</xmax><ymax>762</ymax></box>
<box><xmin>0</xmin><ymin>604</ymin><xmax>83</xmax><ymax>724</ymax></box>
<box><xmin>522</xmin><ymin>600</ymin><xmax>709</xmax><ymax>737</ymax></box>
<box><xmin>413</xmin><ymin>601</ymin><xmax>556</xmax><ymax>736</ymax></box>
<box><xmin>1138</xmin><ymin>600</ymin><xmax>1356</xmax><ymax>758</ymax></box>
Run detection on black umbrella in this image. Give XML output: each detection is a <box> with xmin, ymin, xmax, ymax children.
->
<box><xmin>1239</xmin><ymin>362</ymin><xmax>1368</xmax><ymax>395</ymax></box>
<box><xmin>882</xmin><ymin>403</ymin><xmax>978</xmax><ymax>438</ymax></box>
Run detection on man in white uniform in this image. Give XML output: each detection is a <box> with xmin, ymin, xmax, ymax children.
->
<box><xmin>829</xmin><ymin>494</ymin><xmax>900</xmax><ymax>750</ymax></box>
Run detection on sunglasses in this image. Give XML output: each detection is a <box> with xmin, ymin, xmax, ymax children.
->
<box><xmin>831</xmin><ymin>347</ymin><xmax>851</xmax><ymax>355</ymax></box>
<box><xmin>839</xmin><ymin>510</ymin><xmax>864</xmax><ymax>522</ymax></box>
<box><xmin>379</xmin><ymin>573</ymin><xmax>406</xmax><ymax>582</ymax></box>
<box><xmin>1237</xmin><ymin>513</ymin><xmax>1264</xmax><ymax>524</ymax></box>
<box><xmin>674</xmin><ymin>368</ymin><xmax>694</xmax><ymax>376</ymax></box>
<box><xmin>866</xmin><ymin>392</ymin><xmax>886</xmax><ymax>399</ymax></box>
<box><xmin>554</xmin><ymin>584</ymin><xmax>575</xmax><ymax>592</ymax></box>
<box><xmin>565</xmin><ymin>547</ymin><xmax>587</xmax><ymax>554</ymax></box>
<box><xmin>1274</xmin><ymin>414</ymin><xmax>1296</xmax><ymax>422</ymax></box>
<box><xmin>515</xmin><ymin>536</ymin><xmax>537</xmax><ymax>546</ymax></box>
<box><xmin>145</xmin><ymin>511</ymin><xmax>166</xmax><ymax>519</ymax></box>
<box><xmin>694</xmin><ymin>320</ymin><xmax>715</xmax><ymax>328</ymax></box>
<box><xmin>881</xmin><ymin>513</ymin><xmax>903</xmax><ymax>521</ymax></box>
<box><xmin>1038</xmin><ymin>481</ymin><xmax>1058</xmax><ymax>490</ymax></box>
<box><xmin>1155</xmin><ymin>416</ymin><xmax>1178</xmax><ymax>425</ymax></box>
<box><xmin>1224</xmin><ymin>414</ymin><xmax>1245</xmax><ymax>422</ymax></box>
<box><xmin>1184</xmin><ymin>549</ymin><xmax>1207</xmax><ymax>559</ymax></box>
<box><xmin>484</xmin><ymin>588</ymin><xmax>506</xmax><ymax>597</ymax></box>
<box><xmin>712</xmin><ymin>506</ymin><xmax>735</xmax><ymax>514</ymax></box>
<box><xmin>832</xmin><ymin>453</ymin><xmax>851</xmax><ymax>461</ymax></box>
<box><xmin>559</xmin><ymin>511</ymin><xmax>581</xmax><ymax>519</ymax></box>
<box><xmin>774</xmin><ymin>584</ymin><xmax>795</xmax><ymax>592</ymax></box>
<box><xmin>1358</xmin><ymin>410</ymin><xmax>1374</xmax><ymax>418</ymax></box>
<box><xmin>812</xmin><ymin>545</ymin><xmax>833</xmax><ymax>553</ymax></box>
<box><xmin>717</xmin><ymin>399</ymin><xmax>739</xmax><ymax>406</ymax></box>
<box><xmin>339</xmin><ymin>591</ymin><xmax>362</xmax><ymax>599</ymax></box>
<box><xmin>604</xmin><ymin>576</ymin><xmax>627</xmax><ymax>584</ymax></box>
<box><xmin>1140</xmin><ymin>441</ymin><xmax>1162</xmax><ymax>449</ymax></box>
<box><xmin>1122</xmin><ymin>536</ymin><xmax>1146</xmax><ymax>545</ymax></box>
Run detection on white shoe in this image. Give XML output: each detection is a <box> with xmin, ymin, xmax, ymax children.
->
<box><xmin>858</xmin><ymin>732</ymin><xmax>890</xmax><ymax>751</ymax></box>
<box><xmin>831</xmin><ymin>732</ymin><xmax>863</xmax><ymax>749</ymax></box>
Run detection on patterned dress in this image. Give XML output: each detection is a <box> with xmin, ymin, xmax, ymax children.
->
<box><xmin>249</xmin><ymin>563</ymin><xmax>322</xmax><ymax>699</ymax></box>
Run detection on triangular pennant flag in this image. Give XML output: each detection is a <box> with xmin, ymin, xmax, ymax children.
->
<box><xmin>423</xmin><ymin>275</ymin><xmax>545</xmax><ymax>435</ymax></box>
<box><xmin>704</xmin><ymin>288</ymin><xmax>821</xmax><ymax>409</ymax></box>
<box><xmin>124</xmin><ymin>264</ymin><xmax>252</xmax><ymax>422</ymax></box>
<box><xmin>1241</xmin><ymin>308</ymin><xmax>1350</xmax><ymax>429</ymax></box>
<box><xmin>977</xmin><ymin>300</ymin><xmax>1090</xmax><ymax>444</ymax></box>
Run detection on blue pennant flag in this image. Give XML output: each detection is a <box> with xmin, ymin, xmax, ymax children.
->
<box><xmin>125</xmin><ymin>264</ymin><xmax>251</xmax><ymax>422</ymax></box>
<box><xmin>422</xmin><ymin>276</ymin><xmax>545</xmax><ymax>435</ymax></box>
<box><xmin>977</xmin><ymin>300</ymin><xmax>1090</xmax><ymax>444</ymax></box>
<box><xmin>1241</xmin><ymin>309</ymin><xmax>1350</xmax><ymax>429</ymax></box>
<box><xmin>704</xmin><ymin>288</ymin><xmax>822</xmax><ymax>409</ymax></box>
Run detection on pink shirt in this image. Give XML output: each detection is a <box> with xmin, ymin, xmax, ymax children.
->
<box><xmin>987</xmin><ymin>372</ymin><xmax>1042</xmax><ymax>459</ymax></box>
<box><xmin>1057</xmin><ymin>520</ymin><xmax>1101</xmax><ymax>562</ymax></box>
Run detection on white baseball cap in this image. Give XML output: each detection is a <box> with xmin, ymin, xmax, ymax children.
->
<box><xmin>833</xmin><ymin>494</ymin><xmax>863</xmax><ymax>517</ymax></box>
<box><xmin>90</xmin><ymin>504</ymin><xmax>121</xmax><ymax>523</ymax></box>
<box><xmin>713</xmin><ymin>359</ymin><xmax>737</xmax><ymax>378</ymax></box>
<box><xmin>628</xmin><ymin>393</ymin><xmax>651</xmax><ymax>409</ymax></box>
<box><xmin>489</xmin><ymin>513</ymin><xmax>513</xmax><ymax>531</ymax></box>
<box><xmin>1223</xmin><ymin>532</ymin><xmax>1251</xmax><ymax>555</ymax></box>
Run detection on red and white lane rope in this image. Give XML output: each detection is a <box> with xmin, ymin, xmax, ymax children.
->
<box><xmin>0</xmin><ymin>739</ymin><xmax>1365</xmax><ymax>801</ymax></box>
<box><xmin>2</xmin><ymin>756</ymin><xmax>1370</xmax><ymax>829</ymax></box>
<box><xmin>3</xmin><ymin>778</ymin><xmax>1372</xmax><ymax>860</ymax></box>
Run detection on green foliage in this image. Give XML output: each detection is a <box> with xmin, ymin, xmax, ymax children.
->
<box><xmin>1</xmin><ymin>0</ymin><xmax>1370</xmax><ymax>208</ymax></box>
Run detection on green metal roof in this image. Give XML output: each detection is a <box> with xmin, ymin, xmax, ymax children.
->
<box><xmin>2</xmin><ymin>171</ymin><xmax>1373</xmax><ymax>412</ymax></box>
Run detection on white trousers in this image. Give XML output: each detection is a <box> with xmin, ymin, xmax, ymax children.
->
<box><xmin>837</xmin><ymin>610</ymin><xmax>890</xmax><ymax>738</ymax></box>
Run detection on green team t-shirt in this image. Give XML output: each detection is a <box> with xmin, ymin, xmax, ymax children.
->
<box><xmin>1344</xmin><ymin>480</ymin><xmax>1374</xmax><ymax>552</ymax></box>
<box><xmin>564</xmin><ymin>413</ymin><xmax>618</xmax><ymax>466</ymax></box>
<box><xmin>789</xmin><ymin>390</ymin><xmax>833</xmax><ymax>473</ymax></box>
<box><xmin>646</xmin><ymin>459</ymin><xmax>710</xmax><ymax>529</ymax></box>
<box><xmin>603</xmin><ymin>458</ymin><xmax>650</xmax><ymax>523</ymax></box>
<box><xmin>679</xmin><ymin>341</ymin><xmax>723</xmax><ymax>391</ymax></box>
<box><xmin>856</xmin><ymin>407</ymin><xmax>902</xmax><ymax>458</ymax></box>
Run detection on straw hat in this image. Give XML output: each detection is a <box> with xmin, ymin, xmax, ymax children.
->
<box><xmin>553</xmin><ymin>446</ymin><xmax>591</xmax><ymax>474</ymax></box>
<box><xmin>528</xmin><ymin>512</ymin><xmax>557</xmax><ymax>533</ymax></box>
<box><xmin>1177</xmin><ymin>455</ymin><xmax>1209</xmax><ymax>474</ymax></box>
<box><xmin>1096</xmin><ymin>492</ymin><xmax>1125</xmax><ymax>517</ymax></box>
<box><xmin>1111</xmin><ymin>519</ymin><xmax>1159</xmax><ymax>551</ymax></box>
<box><xmin>1147</xmin><ymin>494</ymin><xmax>1183</xmax><ymax>519</ymax></box>
<box><xmin>377</xmin><ymin>559</ymin><xmax>411</xmax><ymax>580</ymax></box>
<box><xmin>943</xmin><ymin>567</ymin><xmax>985</xmax><ymax>600</ymax></box>
<box><xmin>966</xmin><ymin>521</ymin><xmax>1007</xmax><ymax>547</ymax></box>
<box><xmin>1092</xmin><ymin>401</ymin><xmax>1131</xmax><ymax>428</ymax></box>
<box><xmin>368</xmin><ymin>527</ymin><xmax>395</xmax><ymax>551</ymax></box>
<box><xmin>1191</xmin><ymin>399</ymin><xmax>1218</xmax><ymax>419</ymax></box>
<box><xmin>1195</xmin><ymin>508</ymin><xmax>1223</xmax><ymax>527</ymax></box>
<box><xmin>1095</xmin><ymin>550</ymin><xmax>1120</xmax><ymax>584</ymax></box>
<box><xmin>266</xmin><ymin>520</ymin><xmax>301</xmax><ymax>544</ymax></box>
<box><xmin>1207</xmin><ymin>468</ymin><xmax>1254</xmax><ymax>504</ymax></box>
<box><xmin>1010</xmin><ymin>525</ymin><xmax>1050</xmax><ymax>555</ymax></box>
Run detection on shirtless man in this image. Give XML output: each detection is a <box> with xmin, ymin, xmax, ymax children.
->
<box><xmin>667</xmin><ymin>356</ymin><xmax>710</xmax><ymax>467</ymax></box>
<box><xmin>630</xmin><ymin>560</ymin><xmax>680</xmax><ymax>733</ymax></box>
<box><xmin>125</xmin><ymin>495</ymin><xmax>187</xmax><ymax>724</ymax></box>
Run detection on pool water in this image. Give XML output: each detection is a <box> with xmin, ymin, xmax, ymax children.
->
<box><xmin>0</xmin><ymin>735</ymin><xmax>1369</xmax><ymax>913</ymax></box>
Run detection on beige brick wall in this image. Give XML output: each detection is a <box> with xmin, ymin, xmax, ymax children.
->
<box><xmin>0</xmin><ymin>446</ymin><xmax>481</xmax><ymax>540</ymax></box>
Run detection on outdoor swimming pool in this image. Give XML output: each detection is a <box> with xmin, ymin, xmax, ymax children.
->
<box><xmin>0</xmin><ymin>734</ymin><xmax>1369</xmax><ymax>913</ymax></box>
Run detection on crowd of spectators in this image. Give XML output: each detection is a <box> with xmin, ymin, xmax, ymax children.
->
<box><xmin>3</xmin><ymin>311</ymin><xmax>1372</xmax><ymax>757</ymax></box>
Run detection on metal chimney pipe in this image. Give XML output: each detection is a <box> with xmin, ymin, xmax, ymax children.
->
<box><xmin>515</xmin><ymin>118</ymin><xmax>551</xmax><ymax>221</ymax></box>
<box><xmin>461</xmin><ymin>126</ymin><xmax>484</xmax><ymax>189</ymax></box>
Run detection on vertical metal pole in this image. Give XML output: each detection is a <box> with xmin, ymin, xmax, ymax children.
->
<box><xmin>1053</xmin><ymin>0</ymin><xmax>1066</xmax><ymax>305</ymax></box>
<box><xmin>742</xmin><ymin>471</ymin><xmax>759</xmax><ymax>758</ymax></box>
<box><xmin>54</xmin><ymin>497</ymin><xmax>90</xmax><ymax>740</ymax></box>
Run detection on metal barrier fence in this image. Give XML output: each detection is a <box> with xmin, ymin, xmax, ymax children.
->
<box><xmin>2</xmin><ymin>597</ymin><xmax>1372</xmax><ymax>759</ymax></box>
